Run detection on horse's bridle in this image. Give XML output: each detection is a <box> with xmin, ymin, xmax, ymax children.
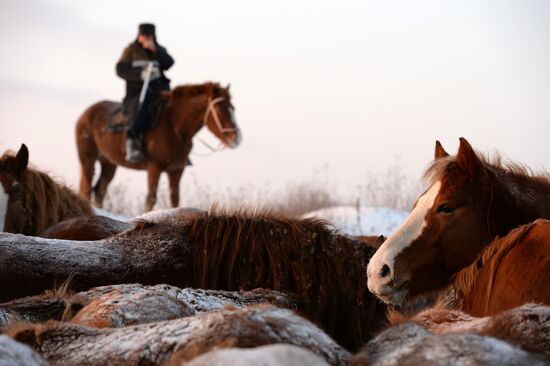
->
<box><xmin>196</xmin><ymin>97</ymin><xmax>239</xmax><ymax>153</ymax></box>
<box><xmin>203</xmin><ymin>97</ymin><xmax>238</xmax><ymax>134</ymax></box>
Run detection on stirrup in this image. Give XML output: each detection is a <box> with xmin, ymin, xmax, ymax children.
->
<box><xmin>125</xmin><ymin>139</ymin><xmax>145</xmax><ymax>163</ymax></box>
<box><xmin>126</xmin><ymin>150</ymin><xmax>144</xmax><ymax>163</ymax></box>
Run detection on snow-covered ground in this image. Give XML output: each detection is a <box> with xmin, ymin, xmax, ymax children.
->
<box><xmin>302</xmin><ymin>206</ymin><xmax>408</xmax><ymax>236</ymax></box>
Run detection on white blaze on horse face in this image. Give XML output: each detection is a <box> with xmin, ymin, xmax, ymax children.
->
<box><xmin>0</xmin><ymin>184</ymin><xmax>8</xmax><ymax>232</ymax></box>
<box><xmin>367</xmin><ymin>181</ymin><xmax>441</xmax><ymax>298</ymax></box>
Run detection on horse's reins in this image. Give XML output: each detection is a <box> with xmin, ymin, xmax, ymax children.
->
<box><xmin>195</xmin><ymin>96</ymin><xmax>239</xmax><ymax>154</ymax></box>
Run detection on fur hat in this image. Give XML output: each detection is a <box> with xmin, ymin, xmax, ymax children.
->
<box><xmin>138</xmin><ymin>23</ymin><xmax>156</xmax><ymax>36</ymax></box>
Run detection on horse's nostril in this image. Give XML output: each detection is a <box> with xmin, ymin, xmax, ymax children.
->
<box><xmin>380</xmin><ymin>264</ymin><xmax>391</xmax><ymax>278</ymax></box>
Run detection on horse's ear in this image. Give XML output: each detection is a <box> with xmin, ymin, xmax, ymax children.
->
<box><xmin>160</xmin><ymin>90</ymin><xmax>172</xmax><ymax>102</ymax></box>
<box><xmin>13</xmin><ymin>143</ymin><xmax>29</xmax><ymax>178</ymax></box>
<box><xmin>434</xmin><ymin>140</ymin><xmax>449</xmax><ymax>159</ymax></box>
<box><xmin>456</xmin><ymin>137</ymin><xmax>482</xmax><ymax>178</ymax></box>
<box><xmin>226</xmin><ymin>83</ymin><xmax>231</xmax><ymax>92</ymax></box>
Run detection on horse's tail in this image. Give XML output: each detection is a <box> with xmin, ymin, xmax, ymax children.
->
<box><xmin>75</xmin><ymin>102</ymin><xmax>105</xmax><ymax>200</ymax></box>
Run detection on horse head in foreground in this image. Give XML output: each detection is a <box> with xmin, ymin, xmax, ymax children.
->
<box><xmin>367</xmin><ymin>138</ymin><xmax>550</xmax><ymax>306</ymax></box>
<box><xmin>0</xmin><ymin>144</ymin><xmax>28</xmax><ymax>232</ymax></box>
<box><xmin>76</xmin><ymin>82</ymin><xmax>241</xmax><ymax>212</ymax></box>
<box><xmin>0</xmin><ymin>144</ymin><xmax>92</xmax><ymax>235</ymax></box>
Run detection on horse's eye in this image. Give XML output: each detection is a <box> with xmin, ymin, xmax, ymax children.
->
<box><xmin>436</xmin><ymin>204</ymin><xmax>454</xmax><ymax>214</ymax></box>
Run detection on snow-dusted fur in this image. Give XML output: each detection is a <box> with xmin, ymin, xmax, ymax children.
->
<box><xmin>176</xmin><ymin>344</ymin><xmax>330</xmax><ymax>366</ymax></box>
<box><xmin>10</xmin><ymin>304</ymin><xmax>349</xmax><ymax>366</ymax></box>
<box><xmin>69</xmin><ymin>284</ymin><xmax>297</xmax><ymax>328</ymax></box>
<box><xmin>0</xmin><ymin>284</ymin><xmax>297</xmax><ymax>329</ymax></box>
<box><xmin>390</xmin><ymin>304</ymin><xmax>550</xmax><ymax>358</ymax></box>
<box><xmin>0</xmin><ymin>335</ymin><xmax>48</xmax><ymax>366</ymax></box>
<box><xmin>351</xmin><ymin>322</ymin><xmax>549</xmax><ymax>366</ymax></box>
<box><xmin>0</xmin><ymin>211</ymin><xmax>387</xmax><ymax>350</ymax></box>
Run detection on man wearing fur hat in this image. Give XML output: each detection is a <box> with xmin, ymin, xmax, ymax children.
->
<box><xmin>116</xmin><ymin>23</ymin><xmax>174</xmax><ymax>163</ymax></box>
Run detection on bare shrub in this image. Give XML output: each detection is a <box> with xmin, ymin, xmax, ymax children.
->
<box><xmin>102</xmin><ymin>184</ymin><xmax>143</xmax><ymax>217</ymax></box>
<box><xmin>358</xmin><ymin>158</ymin><xmax>421</xmax><ymax>211</ymax></box>
<box><xmin>100</xmin><ymin>161</ymin><xmax>419</xmax><ymax>217</ymax></box>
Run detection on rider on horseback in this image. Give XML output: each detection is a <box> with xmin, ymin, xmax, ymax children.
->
<box><xmin>116</xmin><ymin>23</ymin><xmax>174</xmax><ymax>163</ymax></box>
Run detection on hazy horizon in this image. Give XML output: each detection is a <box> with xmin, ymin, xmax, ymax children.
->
<box><xmin>1</xmin><ymin>0</ymin><xmax>549</xmax><ymax>206</ymax></box>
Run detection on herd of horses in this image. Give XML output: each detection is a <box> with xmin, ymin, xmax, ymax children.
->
<box><xmin>0</xmin><ymin>133</ymin><xmax>549</xmax><ymax>365</ymax></box>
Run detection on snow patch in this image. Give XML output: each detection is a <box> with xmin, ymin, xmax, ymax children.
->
<box><xmin>302</xmin><ymin>205</ymin><xmax>408</xmax><ymax>236</ymax></box>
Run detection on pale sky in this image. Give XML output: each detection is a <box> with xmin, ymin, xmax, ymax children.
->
<box><xmin>0</xmin><ymin>0</ymin><xmax>549</xmax><ymax>203</ymax></box>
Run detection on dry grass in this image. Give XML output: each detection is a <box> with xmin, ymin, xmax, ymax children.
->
<box><xmin>102</xmin><ymin>161</ymin><xmax>420</xmax><ymax>217</ymax></box>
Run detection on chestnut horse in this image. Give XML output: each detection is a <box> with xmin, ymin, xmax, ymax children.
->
<box><xmin>367</xmin><ymin>138</ymin><xmax>550</xmax><ymax>306</ymax></box>
<box><xmin>0</xmin><ymin>144</ymin><xmax>92</xmax><ymax>235</ymax></box>
<box><xmin>450</xmin><ymin>219</ymin><xmax>550</xmax><ymax>316</ymax></box>
<box><xmin>76</xmin><ymin>82</ymin><xmax>241</xmax><ymax>211</ymax></box>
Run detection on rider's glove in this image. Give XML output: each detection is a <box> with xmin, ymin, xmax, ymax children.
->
<box><xmin>141</xmin><ymin>66</ymin><xmax>161</xmax><ymax>81</ymax></box>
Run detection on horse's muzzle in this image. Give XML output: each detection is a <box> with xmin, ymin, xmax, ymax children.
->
<box><xmin>225</xmin><ymin>130</ymin><xmax>241</xmax><ymax>148</ymax></box>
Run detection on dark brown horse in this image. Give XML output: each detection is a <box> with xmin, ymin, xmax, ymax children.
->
<box><xmin>0</xmin><ymin>144</ymin><xmax>93</xmax><ymax>235</ymax></box>
<box><xmin>76</xmin><ymin>82</ymin><xmax>241</xmax><ymax>211</ymax></box>
<box><xmin>40</xmin><ymin>215</ymin><xmax>133</xmax><ymax>241</ymax></box>
<box><xmin>0</xmin><ymin>210</ymin><xmax>386</xmax><ymax>350</ymax></box>
<box><xmin>367</xmin><ymin>138</ymin><xmax>550</xmax><ymax>306</ymax></box>
<box><xmin>40</xmin><ymin>207</ymin><xmax>206</xmax><ymax>241</ymax></box>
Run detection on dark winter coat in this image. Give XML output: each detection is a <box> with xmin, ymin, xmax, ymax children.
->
<box><xmin>116</xmin><ymin>40</ymin><xmax>174</xmax><ymax>98</ymax></box>
<box><xmin>116</xmin><ymin>40</ymin><xmax>174</xmax><ymax>129</ymax></box>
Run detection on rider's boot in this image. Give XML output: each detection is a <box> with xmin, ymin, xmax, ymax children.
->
<box><xmin>125</xmin><ymin>135</ymin><xmax>145</xmax><ymax>163</ymax></box>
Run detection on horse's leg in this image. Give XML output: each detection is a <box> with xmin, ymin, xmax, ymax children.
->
<box><xmin>79</xmin><ymin>160</ymin><xmax>95</xmax><ymax>201</ymax></box>
<box><xmin>76</xmin><ymin>136</ymin><xmax>98</xmax><ymax>202</ymax></box>
<box><xmin>93</xmin><ymin>158</ymin><xmax>118</xmax><ymax>208</ymax></box>
<box><xmin>145</xmin><ymin>164</ymin><xmax>162</xmax><ymax>212</ymax></box>
<box><xmin>167</xmin><ymin>168</ymin><xmax>184</xmax><ymax>208</ymax></box>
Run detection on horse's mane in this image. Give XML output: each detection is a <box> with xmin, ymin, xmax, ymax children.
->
<box><xmin>423</xmin><ymin>153</ymin><xmax>550</xmax><ymax>187</ymax></box>
<box><xmin>185</xmin><ymin>208</ymin><xmax>384</xmax><ymax>350</ymax></box>
<box><xmin>0</xmin><ymin>150</ymin><xmax>93</xmax><ymax>235</ymax></box>
<box><xmin>171</xmin><ymin>82</ymin><xmax>221</xmax><ymax>99</ymax></box>
<box><xmin>451</xmin><ymin>221</ymin><xmax>537</xmax><ymax>308</ymax></box>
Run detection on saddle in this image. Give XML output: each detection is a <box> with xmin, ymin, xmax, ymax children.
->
<box><xmin>106</xmin><ymin>108</ymin><xmax>129</xmax><ymax>133</ymax></box>
<box><xmin>106</xmin><ymin>101</ymin><xmax>164</xmax><ymax>134</ymax></box>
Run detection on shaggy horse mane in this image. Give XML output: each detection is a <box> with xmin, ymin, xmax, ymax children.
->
<box><xmin>0</xmin><ymin>150</ymin><xmax>92</xmax><ymax>235</ymax></box>
<box><xmin>185</xmin><ymin>208</ymin><xmax>383</xmax><ymax>350</ymax></box>
<box><xmin>0</xmin><ymin>276</ymin><xmax>77</xmax><ymax>333</ymax></box>
<box><xmin>451</xmin><ymin>221</ymin><xmax>538</xmax><ymax>309</ymax></box>
<box><xmin>0</xmin><ymin>149</ymin><xmax>90</xmax><ymax>208</ymax></box>
<box><xmin>171</xmin><ymin>82</ymin><xmax>222</xmax><ymax>99</ymax></box>
<box><xmin>423</xmin><ymin>153</ymin><xmax>550</xmax><ymax>187</ymax></box>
